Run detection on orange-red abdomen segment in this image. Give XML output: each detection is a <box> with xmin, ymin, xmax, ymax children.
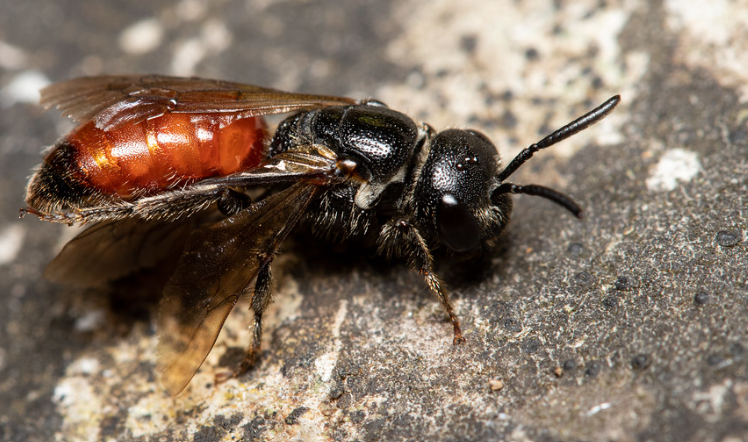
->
<box><xmin>61</xmin><ymin>113</ymin><xmax>268</xmax><ymax>199</ymax></box>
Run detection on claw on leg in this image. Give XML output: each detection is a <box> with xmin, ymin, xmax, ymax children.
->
<box><xmin>422</xmin><ymin>269</ymin><xmax>465</xmax><ymax>345</ymax></box>
<box><xmin>380</xmin><ymin>218</ymin><xmax>467</xmax><ymax>344</ymax></box>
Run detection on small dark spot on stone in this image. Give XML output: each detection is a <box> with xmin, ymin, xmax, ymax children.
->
<box><xmin>460</xmin><ymin>35</ymin><xmax>478</xmax><ymax>54</ymax></box>
<box><xmin>614</xmin><ymin>276</ymin><xmax>631</xmax><ymax>291</ymax></box>
<box><xmin>336</xmin><ymin>392</ymin><xmax>352</xmax><ymax>409</ymax></box>
<box><xmin>567</xmin><ymin>242</ymin><xmax>586</xmax><ymax>257</ymax></box>
<box><xmin>591</xmin><ymin>75</ymin><xmax>604</xmax><ymax>89</ymax></box>
<box><xmin>716</xmin><ymin>230</ymin><xmax>741</xmax><ymax>247</ymax></box>
<box><xmin>502</xmin><ymin>317</ymin><xmax>523</xmax><ymax>333</ymax></box>
<box><xmin>350</xmin><ymin>410</ymin><xmax>366</xmax><ymax>424</ymax></box>
<box><xmin>525</xmin><ymin>47</ymin><xmax>539</xmax><ymax>61</ymax></box>
<box><xmin>537</xmin><ymin>122</ymin><xmax>551</xmax><ymax>137</ymax></box>
<box><xmin>522</xmin><ymin>338</ymin><xmax>542</xmax><ymax>354</ymax></box>
<box><xmin>706</xmin><ymin>353</ymin><xmax>723</xmax><ymax>366</ymax></box>
<box><xmin>329</xmin><ymin>381</ymin><xmax>345</xmax><ymax>400</ymax></box>
<box><xmin>585</xmin><ymin>361</ymin><xmax>601</xmax><ymax>377</ymax></box>
<box><xmin>602</xmin><ymin>295</ymin><xmax>619</xmax><ymax>309</ymax></box>
<box><xmin>242</xmin><ymin>416</ymin><xmax>266</xmax><ymax>442</ymax></box>
<box><xmin>729</xmin><ymin>342</ymin><xmax>744</xmax><ymax>356</ymax></box>
<box><xmin>562</xmin><ymin>358</ymin><xmax>577</xmax><ymax>371</ymax></box>
<box><xmin>500</xmin><ymin>89</ymin><xmax>514</xmax><ymax>101</ymax></box>
<box><xmin>694</xmin><ymin>291</ymin><xmax>711</xmax><ymax>305</ymax></box>
<box><xmin>574</xmin><ymin>271</ymin><xmax>594</xmax><ymax>287</ymax></box>
<box><xmin>501</xmin><ymin>110</ymin><xmax>518</xmax><ymax>129</ymax></box>
<box><xmin>631</xmin><ymin>353</ymin><xmax>651</xmax><ymax>370</ymax></box>
<box><xmin>285</xmin><ymin>407</ymin><xmax>309</xmax><ymax>425</ymax></box>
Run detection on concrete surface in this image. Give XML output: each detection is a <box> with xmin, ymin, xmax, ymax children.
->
<box><xmin>0</xmin><ymin>0</ymin><xmax>746</xmax><ymax>441</ymax></box>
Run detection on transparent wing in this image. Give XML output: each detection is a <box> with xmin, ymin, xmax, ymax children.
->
<box><xmin>156</xmin><ymin>182</ymin><xmax>319</xmax><ymax>395</ymax></box>
<box><xmin>40</xmin><ymin>74</ymin><xmax>356</xmax><ymax>131</ymax></box>
<box><xmin>44</xmin><ymin>218</ymin><xmax>200</xmax><ymax>287</ymax></box>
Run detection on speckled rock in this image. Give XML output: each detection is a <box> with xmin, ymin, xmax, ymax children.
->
<box><xmin>1</xmin><ymin>1</ymin><xmax>746</xmax><ymax>441</ymax></box>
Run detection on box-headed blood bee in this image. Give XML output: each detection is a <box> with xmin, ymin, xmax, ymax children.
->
<box><xmin>21</xmin><ymin>75</ymin><xmax>620</xmax><ymax>394</ymax></box>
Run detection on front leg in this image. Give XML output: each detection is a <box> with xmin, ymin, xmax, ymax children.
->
<box><xmin>377</xmin><ymin>218</ymin><xmax>465</xmax><ymax>344</ymax></box>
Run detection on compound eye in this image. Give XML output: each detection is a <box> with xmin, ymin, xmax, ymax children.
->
<box><xmin>437</xmin><ymin>194</ymin><xmax>481</xmax><ymax>252</ymax></box>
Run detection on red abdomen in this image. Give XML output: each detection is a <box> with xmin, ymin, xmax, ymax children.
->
<box><xmin>28</xmin><ymin>114</ymin><xmax>268</xmax><ymax>211</ymax></box>
<box><xmin>70</xmin><ymin>114</ymin><xmax>268</xmax><ymax>197</ymax></box>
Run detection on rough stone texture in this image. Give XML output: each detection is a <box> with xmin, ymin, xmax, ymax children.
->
<box><xmin>1</xmin><ymin>0</ymin><xmax>746</xmax><ymax>441</ymax></box>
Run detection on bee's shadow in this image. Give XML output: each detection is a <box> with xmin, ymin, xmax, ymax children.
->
<box><xmin>284</xmin><ymin>229</ymin><xmax>513</xmax><ymax>295</ymax></box>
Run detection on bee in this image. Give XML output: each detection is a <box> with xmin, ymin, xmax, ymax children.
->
<box><xmin>21</xmin><ymin>75</ymin><xmax>620</xmax><ymax>395</ymax></box>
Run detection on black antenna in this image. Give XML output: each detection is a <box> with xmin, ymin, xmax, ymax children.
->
<box><xmin>497</xmin><ymin>95</ymin><xmax>620</xmax><ymax>182</ymax></box>
<box><xmin>494</xmin><ymin>183</ymin><xmax>584</xmax><ymax>218</ymax></box>
<box><xmin>493</xmin><ymin>95</ymin><xmax>621</xmax><ymax>218</ymax></box>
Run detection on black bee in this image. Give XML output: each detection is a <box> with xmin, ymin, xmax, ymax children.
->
<box><xmin>22</xmin><ymin>75</ymin><xmax>620</xmax><ymax>394</ymax></box>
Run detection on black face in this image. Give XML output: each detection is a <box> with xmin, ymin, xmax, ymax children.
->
<box><xmin>413</xmin><ymin>129</ymin><xmax>508</xmax><ymax>252</ymax></box>
<box><xmin>22</xmin><ymin>75</ymin><xmax>620</xmax><ymax>394</ymax></box>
